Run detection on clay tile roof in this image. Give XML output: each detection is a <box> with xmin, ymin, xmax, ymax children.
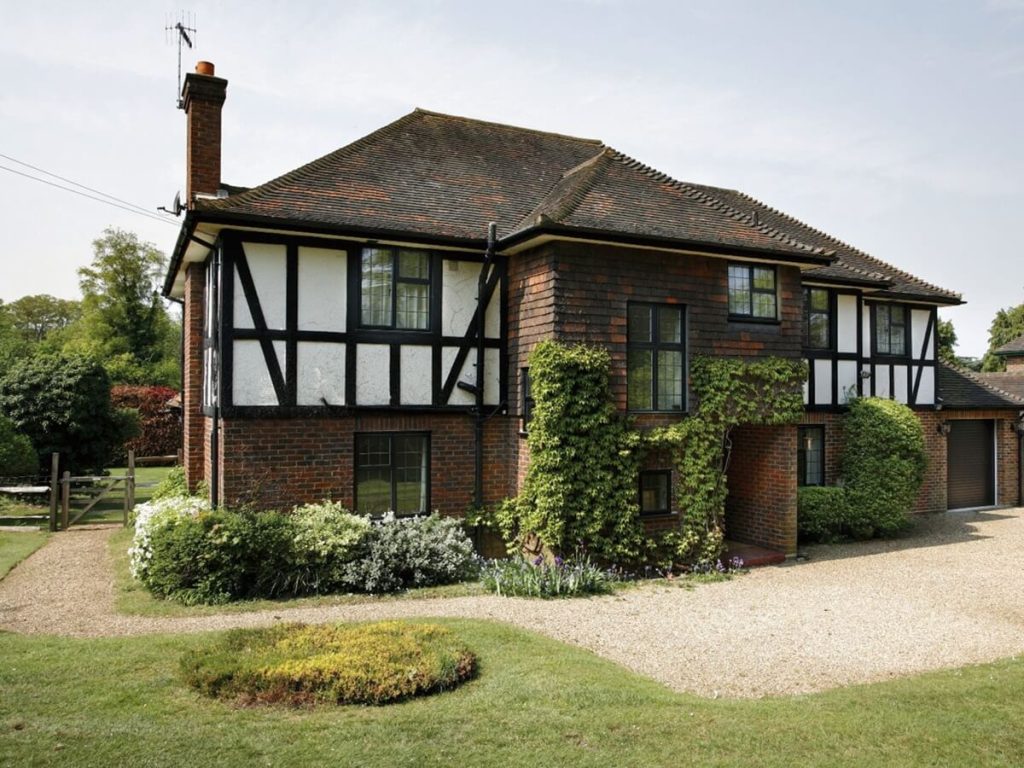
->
<box><xmin>937</xmin><ymin>363</ymin><xmax>1024</xmax><ymax>409</ymax></box>
<box><xmin>994</xmin><ymin>333</ymin><xmax>1024</xmax><ymax>356</ymax></box>
<box><xmin>195</xmin><ymin>108</ymin><xmax>958</xmax><ymax>301</ymax></box>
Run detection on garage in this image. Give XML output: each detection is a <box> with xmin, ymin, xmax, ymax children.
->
<box><xmin>947</xmin><ymin>419</ymin><xmax>995</xmax><ymax>509</ymax></box>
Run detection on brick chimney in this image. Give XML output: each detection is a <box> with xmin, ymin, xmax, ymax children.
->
<box><xmin>182</xmin><ymin>61</ymin><xmax>227</xmax><ymax>205</ymax></box>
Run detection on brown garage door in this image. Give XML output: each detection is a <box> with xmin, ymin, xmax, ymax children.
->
<box><xmin>947</xmin><ymin>420</ymin><xmax>995</xmax><ymax>509</ymax></box>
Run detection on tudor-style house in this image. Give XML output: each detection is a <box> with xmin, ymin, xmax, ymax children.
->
<box><xmin>165</xmin><ymin>62</ymin><xmax>1023</xmax><ymax>557</ymax></box>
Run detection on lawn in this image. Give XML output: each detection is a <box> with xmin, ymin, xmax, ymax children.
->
<box><xmin>0</xmin><ymin>620</ymin><xmax>1022</xmax><ymax>767</ymax></box>
<box><xmin>0</xmin><ymin>530</ymin><xmax>49</xmax><ymax>579</ymax></box>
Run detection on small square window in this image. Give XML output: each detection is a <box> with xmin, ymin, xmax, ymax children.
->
<box><xmin>639</xmin><ymin>471</ymin><xmax>672</xmax><ymax>515</ymax></box>
<box><xmin>355</xmin><ymin>433</ymin><xmax>429</xmax><ymax>515</ymax></box>
<box><xmin>728</xmin><ymin>264</ymin><xmax>777</xmax><ymax>320</ymax></box>
<box><xmin>360</xmin><ymin>247</ymin><xmax>432</xmax><ymax>330</ymax></box>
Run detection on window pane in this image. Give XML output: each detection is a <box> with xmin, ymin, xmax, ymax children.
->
<box><xmin>809</xmin><ymin>288</ymin><xmax>829</xmax><ymax>311</ymax></box>
<box><xmin>728</xmin><ymin>266</ymin><xmax>751</xmax><ymax>315</ymax></box>
<box><xmin>656</xmin><ymin>350</ymin><xmax>684</xmax><ymax>410</ymax></box>
<box><xmin>808</xmin><ymin>314</ymin><xmax>830</xmax><ymax>348</ymax></box>
<box><xmin>658</xmin><ymin>306</ymin><xmax>682</xmax><ymax>344</ymax></box>
<box><xmin>396</xmin><ymin>282</ymin><xmax>429</xmax><ymax>329</ymax></box>
<box><xmin>640</xmin><ymin>472</ymin><xmax>670</xmax><ymax>513</ymax></box>
<box><xmin>627</xmin><ymin>349</ymin><xmax>653</xmax><ymax>410</ymax></box>
<box><xmin>393</xmin><ymin>435</ymin><xmax>427</xmax><ymax>514</ymax></box>
<box><xmin>876</xmin><ymin>306</ymin><xmax>891</xmax><ymax>354</ymax></box>
<box><xmin>890</xmin><ymin>324</ymin><xmax>906</xmax><ymax>356</ymax></box>
<box><xmin>361</xmin><ymin>248</ymin><xmax>393</xmax><ymax>326</ymax></box>
<box><xmin>398</xmin><ymin>250</ymin><xmax>430</xmax><ymax>280</ymax></box>
<box><xmin>753</xmin><ymin>267</ymin><xmax>775</xmax><ymax>291</ymax></box>
<box><xmin>753</xmin><ymin>292</ymin><xmax>776</xmax><ymax>318</ymax></box>
<box><xmin>628</xmin><ymin>304</ymin><xmax>652</xmax><ymax>343</ymax></box>
<box><xmin>356</xmin><ymin>435</ymin><xmax>392</xmax><ymax>513</ymax></box>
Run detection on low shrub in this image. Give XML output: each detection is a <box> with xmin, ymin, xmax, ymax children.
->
<box><xmin>0</xmin><ymin>416</ymin><xmax>37</xmax><ymax>480</ymax></box>
<box><xmin>128</xmin><ymin>495</ymin><xmax>210</xmax><ymax>580</ymax></box>
<box><xmin>479</xmin><ymin>553</ymin><xmax>614</xmax><ymax>598</ymax></box>
<box><xmin>144</xmin><ymin>510</ymin><xmax>294</xmax><ymax>604</ymax></box>
<box><xmin>342</xmin><ymin>514</ymin><xmax>477</xmax><ymax>593</ymax></box>
<box><xmin>180</xmin><ymin>621</ymin><xmax>476</xmax><ymax>706</ymax></box>
<box><xmin>797</xmin><ymin>486</ymin><xmax>850</xmax><ymax>544</ymax></box>
<box><xmin>284</xmin><ymin>501</ymin><xmax>371</xmax><ymax>594</ymax></box>
<box><xmin>150</xmin><ymin>466</ymin><xmax>189</xmax><ymax>501</ymax></box>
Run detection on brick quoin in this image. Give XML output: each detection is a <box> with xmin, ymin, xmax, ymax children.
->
<box><xmin>182</xmin><ymin>261</ymin><xmax>206</xmax><ymax>491</ymax></box>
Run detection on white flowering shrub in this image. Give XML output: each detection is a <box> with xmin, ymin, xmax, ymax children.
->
<box><xmin>284</xmin><ymin>500</ymin><xmax>372</xmax><ymax>594</ymax></box>
<box><xmin>128</xmin><ymin>495</ymin><xmax>210</xmax><ymax>581</ymax></box>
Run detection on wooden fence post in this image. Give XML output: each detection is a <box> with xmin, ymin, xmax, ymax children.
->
<box><xmin>48</xmin><ymin>453</ymin><xmax>59</xmax><ymax>533</ymax></box>
<box><xmin>125</xmin><ymin>449</ymin><xmax>136</xmax><ymax>527</ymax></box>
<box><xmin>60</xmin><ymin>471</ymin><xmax>70</xmax><ymax>531</ymax></box>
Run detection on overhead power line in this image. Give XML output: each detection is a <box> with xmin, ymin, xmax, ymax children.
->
<box><xmin>0</xmin><ymin>154</ymin><xmax>180</xmax><ymax>228</ymax></box>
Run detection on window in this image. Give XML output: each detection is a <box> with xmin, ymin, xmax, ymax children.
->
<box><xmin>355</xmin><ymin>433</ymin><xmax>429</xmax><ymax>515</ymax></box>
<box><xmin>803</xmin><ymin>287</ymin><xmax>832</xmax><ymax>350</ymax></box>
<box><xmin>627</xmin><ymin>303</ymin><xmax>686</xmax><ymax>411</ymax></box>
<box><xmin>639</xmin><ymin>471</ymin><xmax>672</xmax><ymax>515</ymax></box>
<box><xmin>520</xmin><ymin>368</ymin><xmax>534</xmax><ymax>433</ymax></box>
<box><xmin>797</xmin><ymin>426</ymin><xmax>824</xmax><ymax>486</ymax></box>
<box><xmin>875</xmin><ymin>304</ymin><xmax>908</xmax><ymax>356</ymax></box>
<box><xmin>728</xmin><ymin>264</ymin><xmax>777</xmax><ymax>320</ymax></box>
<box><xmin>360</xmin><ymin>247</ymin><xmax>431</xmax><ymax>329</ymax></box>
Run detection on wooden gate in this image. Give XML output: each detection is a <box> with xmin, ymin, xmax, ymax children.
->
<box><xmin>56</xmin><ymin>450</ymin><xmax>137</xmax><ymax>530</ymax></box>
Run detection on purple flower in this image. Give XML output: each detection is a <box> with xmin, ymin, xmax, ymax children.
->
<box><xmin>554</xmin><ymin>556</ymin><xmax>564</xmax><ymax>567</ymax></box>
<box><xmin>533</xmin><ymin>555</ymin><xmax>544</xmax><ymax>566</ymax></box>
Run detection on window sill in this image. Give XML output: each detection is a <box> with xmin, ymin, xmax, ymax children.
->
<box><xmin>639</xmin><ymin>511</ymin><xmax>678</xmax><ymax>520</ymax></box>
<box><xmin>728</xmin><ymin>315</ymin><xmax>781</xmax><ymax>325</ymax></box>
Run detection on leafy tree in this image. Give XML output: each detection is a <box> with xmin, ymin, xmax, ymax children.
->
<box><xmin>0</xmin><ymin>301</ymin><xmax>30</xmax><ymax>370</ymax></box>
<box><xmin>0</xmin><ymin>353</ymin><xmax>130</xmax><ymax>473</ymax></box>
<box><xmin>981</xmin><ymin>301</ymin><xmax>1024</xmax><ymax>372</ymax></box>
<box><xmin>936</xmin><ymin>317</ymin><xmax>957</xmax><ymax>365</ymax></box>
<box><xmin>6</xmin><ymin>294</ymin><xmax>80</xmax><ymax>342</ymax></box>
<box><xmin>0</xmin><ymin>416</ymin><xmax>37</xmax><ymax>480</ymax></box>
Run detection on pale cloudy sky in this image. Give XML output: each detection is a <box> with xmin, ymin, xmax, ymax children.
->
<box><xmin>2</xmin><ymin>1</ymin><xmax>1022</xmax><ymax>356</ymax></box>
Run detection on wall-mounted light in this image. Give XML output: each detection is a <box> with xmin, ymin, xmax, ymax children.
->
<box><xmin>1011</xmin><ymin>419</ymin><xmax>1024</xmax><ymax>436</ymax></box>
<box><xmin>859</xmin><ymin>369</ymin><xmax>872</xmax><ymax>380</ymax></box>
<box><xmin>937</xmin><ymin>421</ymin><xmax>952</xmax><ymax>437</ymax></box>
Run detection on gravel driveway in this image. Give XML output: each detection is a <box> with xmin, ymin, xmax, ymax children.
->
<box><xmin>2</xmin><ymin>508</ymin><xmax>1023</xmax><ymax>698</ymax></box>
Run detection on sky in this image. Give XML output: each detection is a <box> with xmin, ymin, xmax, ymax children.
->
<box><xmin>1</xmin><ymin>1</ymin><xmax>1022</xmax><ymax>357</ymax></box>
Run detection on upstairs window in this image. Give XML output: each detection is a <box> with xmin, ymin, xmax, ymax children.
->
<box><xmin>797</xmin><ymin>426</ymin><xmax>824</xmax><ymax>486</ymax></box>
<box><xmin>803</xmin><ymin>288</ymin><xmax>832</xmax><ymax>350</ymax></box>
<box><xmin>360</xmin><ymin>247</ymin><xmax>431</xmax><ymax>329</ymax></box>
<box><xmin>355</xmin><ymin>433</ymin><xmax>429</xmax><ymax>515</ymax></box>
<box><xmin>728</xmin><ymin>264</ymin><xmax>777</xmax><ymax>320</ymax></box>
<box><xmin>627</xmin><ymin>303</ymin><xmax>686</xmax><ymax>412</ymax></box>
<box><xmin>875</xmin><ymin>304</ymin><xmax>908</xmax><ymax>357</ymax></box>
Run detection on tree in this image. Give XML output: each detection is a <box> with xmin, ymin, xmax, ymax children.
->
<box><xmin>6</xmin><ymin>294</ymin><xmax>80</xmax><ymax>342</ymax></box>
<box><xmin>936</xmin><ymin>317</ymin><xmax>957</xmax><ymax>365</ymax></box>
<box><xmin>981</xmin><ymin>301</ymin><xmax>1024</xmax><ymax>372</ymax></box>
<box><xmin>63</xmin><ymin>228</ymin><xmax>180</xmax><ymax>386</ymax></box>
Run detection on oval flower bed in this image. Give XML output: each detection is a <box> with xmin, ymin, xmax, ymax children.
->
<box><xmin>181</xmin><ymin>621</ymin><xmax>476</xmax><ymax>706</ymax></box>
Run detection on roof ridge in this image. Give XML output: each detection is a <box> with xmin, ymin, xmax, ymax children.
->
<box><xmin>510</xmin><ymin>147</ymin><xmax>612</xmax><ymax>231</ymax></box>
<box><xmin>730</xmin><ymin>190</ymin><xmax>960</xmax><ymax>300</ymax></box>
<box><xmin>412</xmin><ymin>108</ymin><xmax>603</xmax><ymax>146</ymax></box>
<box><xmin>605</xmin><ymin>151</ymin><xmax>833</xmax><ymax>256</ymax></box>
<box><xmin>943</xmin><ymin>361</ymin><xmax>1024</xmax><ymax>406</ymax></box>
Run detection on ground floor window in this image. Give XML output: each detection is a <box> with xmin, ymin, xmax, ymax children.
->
<box><xmin>797</xmin><ymin>426</ymin><xmax>824</xmax><ymax>486</ymax></box>
<box><xmin>639</xmin><ymin>470</ymin><xmax>672</xmax><ymax>515</ymax></box>
<box><xmin>355</xmin><ymin>432</ymin><xmax>429</xmax><ymax>515</ymax></box>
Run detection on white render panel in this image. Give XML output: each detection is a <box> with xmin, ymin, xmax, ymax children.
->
<box><xmin>233</xmin><ymin>268</ymin><xmax>254</xmax><ymax>329</ymax></box>
<box><xmin>484</xmin><ymin>347</ymin><xmax>500</xmax><ymax>405</ymax></box>
<box><xmin>917</xmin><ymin>366</ymin><xmax>935</xmax><ymax>404</ymax></box>
<box><xmin>837</xmin><ymin>360</ymin><xmax>859</xmax><ymax>404</ymax></box>
<box><xmin>441</xmin><ymin>260</ymin><xmax>501</xmax><ymax>339</ymax></box>
<box><xmin>400</xmin><ymin>346</ymin><xmax>433</xmax><ymax>405</ymax></box>
<box><xmin>874</xmin><ymin>364</ymin><xmax>890</xmax><ymax>399</ymax></box>
<box><xmin>297</xmin><ymin>342</ymin><xmax>346</xmax><ymax>406</ymax></box>
<box><xmin>242</xmin><ymin>242</ymin><xmax>287</xmax><ymax>329</ymax></box>
<box><xmin>813</xmin><ymin>359</ymin><xmax>831</xmax><ymax>405</ymax></box>
<box><xmin>442</xmin><ymin>346</ymin><xmax>475</xmax><ymax>406</ymax></box>
<box><xmin>233</xmin><ymin>340</ymin><xmax>284</xmax><ymax>406</ymax></box>
<box><xmin>862</xmin><ymin>304</ymin><xmax>872</xmax><ymax>353</ymax></box>
<box><xmin>484</xmin><ymin>269</ymin><xmax>500</xmax><ymax>339</ymax></box>
<box><xmin>356</xmin><ymin>344</ymin><xmax>390</xmax><ymax>405</ymax></box>
<box><xmin>802</xmin><ymin>377</ymin><xmax>810</xmax><ymax>406</ymax></box>
<box><xmin>893</xmin><ymin>365</ymin><xmax>909</xmax><ymax>404</ymax></box>
<box><xmin>911</xmin><ymin>309</ymin><xmax>933</xmax><ymax>360</ymax></box>
<box><xmin>298</xmin><ymin>247</ymin><xmax>347</xmax><ymax>332</ymax></box>
<box><xmin>837</xmin><ymin>294</ymin><xmax>858</xmax><ymax>353</ymax></box>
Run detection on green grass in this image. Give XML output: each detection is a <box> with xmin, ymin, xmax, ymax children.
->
<box><xmin>0</xmin><ymin>530</ymin><xmax>49</xmax><ymax>579</ymax></box>
<box><xmin>0</xmin><ymin>621</ymin><xmax>1022</xmax><ymax>767</ymax></box>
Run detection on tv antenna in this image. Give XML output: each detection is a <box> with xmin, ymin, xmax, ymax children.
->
<box><xmin>165</xmin><ymin>12</ymin><xmax>197</xmax><ymax>109</ymax></box>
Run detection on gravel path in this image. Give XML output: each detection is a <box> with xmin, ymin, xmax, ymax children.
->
<box><xmin>2</xmin><ymin>509</ymin><xmax>1023</xmax><ymax>698</ymax></box>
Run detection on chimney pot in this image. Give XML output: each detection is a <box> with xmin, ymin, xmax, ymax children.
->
<box><xmin>195</xmin><ymin>61</ymin><xmax>215</xmax><ymax>76</ymax></box>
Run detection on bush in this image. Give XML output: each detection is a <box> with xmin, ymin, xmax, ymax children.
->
<box><xmin>181</xmin><ymin>621</ymin><xmax>476</xmax><ymax>706</ymax></box>
<box><xmin>842</xmin><ymin>397</ymin><xmax>926</xmax><ymax>538</ymax></box>
<box><xmin>110</xmin><ymin>385</ymin><xmax>181</xmax><ymax>461</ymax></box>
<box><xmin>285</xmin><ymin>501</ymin><xmax>371</xmax><ymax>594</ymax></box>
<box><xmin>128</xmin><ymin>495</ymin><xmax>211</xmax><ymax>581</ymax></box>
<box><xmin>342</xmin><ymin>514</ymin><xmax>477</xmax><ymax>593</ymax></box>
<box><xmin>144</xmin><ymin>510</ymin><xmax>294</xmax><ymax>604</ymax></box>
<box><xmin>480</xmin><ymin>554</ymin><xmax>614</xmax><ymax>598</ymax></box>
<box><xmin>150</xmin><ymin>466</ymin><xmax>189</xmax><ymax>501</ymax></box>
<box><xmin>0</xmin><ymin>416</ymin><xmax>38</xmax><ymax>480</ymax></box>
<box><xmin>0</xmin><ymin>353</ymin><xmax>126</xmax><ymax>473</ymax></box>
<box><xmin>797</xmin><ymin>486</ymin><xmax>850</xmax><ymax>543</ymax></box>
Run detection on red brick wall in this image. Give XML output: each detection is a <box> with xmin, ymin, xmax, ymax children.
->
<box><xmin>183</xmin><ymin>262</ymin><xmax>206</xmax><ymax>492</ymax></box>
<box><xmin>725</xmin><ymin>424</ymin><xmax>797</xmax><ymax>554</ymax></box>
<box><xmin>182</xmin><ymin>72</ymin><xmax>226</xmax><ymax>201</ymax></box>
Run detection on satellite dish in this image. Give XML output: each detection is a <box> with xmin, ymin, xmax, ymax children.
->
<box><xmin>158</xmin><ymin>191</ymin><xmax>184</xmax><ymax>217</ymax></box>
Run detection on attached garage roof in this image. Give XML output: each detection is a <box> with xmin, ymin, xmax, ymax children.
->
<box><xmin>937</xmin><ymin>363</ymin><xmax>1024</xmax><ymax>410</ymax></box>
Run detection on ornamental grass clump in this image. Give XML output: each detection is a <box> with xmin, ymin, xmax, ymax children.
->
<box><xmin>181</xmin><ymin>621</ymin><xmax>476</xmax><ymax>706</ymax></box>
<box><xmin>479</xmin><ymin>553</ymin><xmax>615</xmax><ymax>598</ymax></box>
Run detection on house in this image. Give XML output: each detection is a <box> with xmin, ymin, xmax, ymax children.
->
<box><xmin>163</xmin><ymin>62</ymin><xmax>1023</xmax><ymax>557</ymax></box>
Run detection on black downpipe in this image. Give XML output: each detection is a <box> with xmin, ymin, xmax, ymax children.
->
<box><xmin>473</xmin><ymin>222</ymin><xmax>498</xmax><ymax>509</ymax></box>
<box><xmin>210</xmin><ymin>247</ymin><xmax>222</xmax><ymax>509</ymax></box>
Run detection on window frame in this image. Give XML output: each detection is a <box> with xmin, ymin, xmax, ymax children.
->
<box><xmin>358</xmin><ymin>246</ymin><xmax>433</xmax><ymax>331</ymax></box>
<box><xmin>626</xmin><ymin>302</ymin><xmax>688</xmax><ymax>413</ymax></box>
<box><xmin>520</xmin><ymin>367</ymin><xmax>534</xmax><ymax>434</ymax></box>
<box><xmin>873</xmin><ymin>303</ymin><xmax>909</xmax><ymax>358</ymax></box>
<box><xmin>803</xmin><ymin>287</ymin><xmax>834</xmax><ymax>351</ymax></box>
<box><xmin>727</xmin><ymin>263</ymin><xmax>779</xmax><ymax>322</ymax></box>
<box><xmin>354</xmin><ymin>431</ymin><xmax>431</xmax><ymax>516</ymax></box>
<box><xmin>639</xmin><ymin>470</ymin><xmax>673</xmax><ymax>516</ymax></box>
<box><xmin>797</xmin><ymin>425</ymin><xmax>825</xmax><ymax>487</ymax></box>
